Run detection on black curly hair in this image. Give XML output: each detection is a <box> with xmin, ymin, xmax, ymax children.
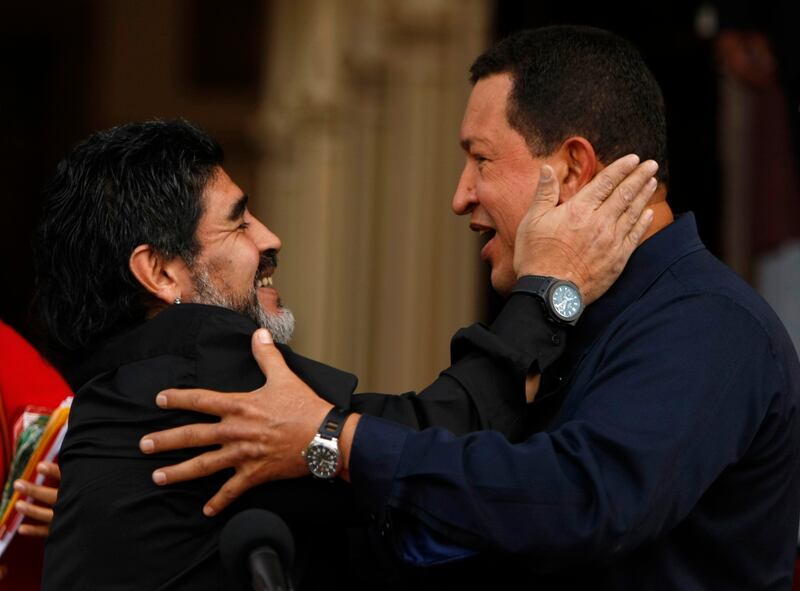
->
<box><xmin>34</xmin><ymin>119</ymin><xmax>223</xmax><ymax>360</ymax></box>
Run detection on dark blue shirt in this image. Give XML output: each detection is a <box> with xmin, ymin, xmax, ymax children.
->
<box><xmin>351</xmin><ymin>214</ymin><xmax>800</xmax><ymax>590</ymax></box>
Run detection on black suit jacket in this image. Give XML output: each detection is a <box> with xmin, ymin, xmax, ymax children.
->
<box><xmin>42</xmin><ymin>301</ymin><xmax>563</xmax><ymax>590</ymax></box>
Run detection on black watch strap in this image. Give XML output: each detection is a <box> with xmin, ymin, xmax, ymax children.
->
<box><xmin>512</xmin><ymin>275</ymin><xmax>583</xmax><ymax>326</ymax></box>
<box><xmin>512</xmin><ymin>275</ymin><xmax>554</xmax><ymax>300</ymax></box>
<box><xmin>317</xmin><ymin>407</ymin><xmax>350</xmax><ymax>440</ymax></box>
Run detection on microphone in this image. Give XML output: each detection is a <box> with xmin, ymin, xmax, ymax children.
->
<box><xmin>220</xmin><ymin>509</ymin><xmax>295</xmax><ymax>591</ymax></box>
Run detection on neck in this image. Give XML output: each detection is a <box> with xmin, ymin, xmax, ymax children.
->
<box><xmin>640</xmin><ymin>187</ymin><xmax>673</xmax><ymax>243</ymax></box>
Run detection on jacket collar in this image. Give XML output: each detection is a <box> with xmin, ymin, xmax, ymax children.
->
<box><xmin>68</xmin><ymin>304</ymin><xmax>358</xmax><ymax>410</ymax></box>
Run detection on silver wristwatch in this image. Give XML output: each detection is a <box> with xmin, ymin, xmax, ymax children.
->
<box><xmin>301</xmin><ymin>407</ymin><xmax>350</xmax><ymax>479</ymax></box>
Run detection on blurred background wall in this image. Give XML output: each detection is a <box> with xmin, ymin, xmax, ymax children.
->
<box><xmin>1</xmin><ymin>0</ymin><xmax>797</xmax><ymax>392</ymax></box>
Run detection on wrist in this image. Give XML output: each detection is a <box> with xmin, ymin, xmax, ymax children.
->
<box><xmin>516</xmin><ymin>265</ymin><xmax>579</xmax><ymax>287</ymax></box>
<box><xmin>515</xmin><ymin>241</ymin><xmax>589</xmax><ymax>294</ymax></box>
<box><xmin>302</xmin><ymin>405</ymin><xmax>355</xmax><ymax>480</ymax></box>
<box><xmin>337</xmin><ymin>413</ymin><xmax>361</xmax><ymax>482</ymax></box>
<box><xmin>512</xmin><ymin>275</ymin><xmax>584</xmax><ymax>326</ymax></box>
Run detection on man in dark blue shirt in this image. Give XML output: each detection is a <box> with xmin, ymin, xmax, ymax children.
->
<box><xmin>143</xmin><ymin>26</ymin><xmax>800</xmax><ymax>589</ymax></box>
<box><xmin>348</xmin><ymin>211</ymin><xmax>800</xmax><ymax>589</ymax></box>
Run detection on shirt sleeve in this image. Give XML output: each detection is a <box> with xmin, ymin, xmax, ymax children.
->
<box><xmin>349</xmin><ymin>294</ymin><xmax>787</xmax><ymax>569</ymax></box>
<box><xmin>351</xmin><ymin>293</ymin><xmax>566</xmax><ymax>441</ymax></box>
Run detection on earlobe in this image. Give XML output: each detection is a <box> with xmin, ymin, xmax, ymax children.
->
<box><xmin>555</xmin><ymin>137</ymin><xmax>598</xmax><ymax>202</ymax></box>
<box><xmin>129</xmin><ymin>245</ymin><xmax>185</xmax><ymax>306</ymax></box>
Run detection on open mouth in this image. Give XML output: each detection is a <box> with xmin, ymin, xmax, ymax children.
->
<box><xmin>470</xmin><ymin>223</ymin><xmax>496</xmax><ymax>262</ymax></box>
<box><xmin>254</xmin><ymin>251</ymin><xmax>278</xmax><ymax>289</ymax></box>
<box><xmin>255</xmin><ymin>274</ymin><xmax>274</xmax><ymax>288</ymax></box>
<box><xmin>478</xmin><ymin>228</ymin><xmax>496</xmax><ymax>244</ymax></box>
<box><xmin>470</xmin><ymin>223</ymin><xmax>496</xmax><ymax>246</ymax></box>
<box><xmin>470</xmin><ymin>222</ymin><xmax>496</xmax><ymax>240</ymax></box>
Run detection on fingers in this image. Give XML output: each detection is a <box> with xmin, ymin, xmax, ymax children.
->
<box><xmin>616</xmin><ymin>178</ymin><xmax>658</xmax><ymax>239</ymax></box>
<box><xmin>150</xmin><ymin>448</ymin><xmax>235</xmax><ymax>486</ymax></box>
<box><xmin>140</xmin><ymin>422</ymin><xmax>225</xmax><ymax>454</ymax></box>
<box><xmin>203</xmin><ymin>473</ymin><xmax>251</xmax><ymax>517</ymax></box>
<box><xmin>626</xmin><ymin>208</ymin><xmax>655</xmax><ymax>248</ymax></box>
<box><xmin>14</xmin><ymin>478</ymin><xmax>57</xmax><ymax>507</ymax></box>
<box><xmin>15</xmin><ymin>499</ymin><xmax>54</xmax><ymax>524</ymax></box>
<box><xmin>37</xmin><ymin>461</ymin><xmax>61</xmax><ymax>482</ymax></box>
<box><xmin>579</xmin><ymin>154</ymin><xmax>641</xmax><ymax>208</ymax></box>
<box><xmin>155</xmin><ymin>387</ymin><xmax>242</xmax><ymax>416</ymax></box>
<box><xmin>18</xmin><ymin>524</ymin><xmax>50</xmax><ymax>537</ymax></box>
<box><xmin>526</xmin><ymin>164</ymin><xmax>561</xmax><ymax>220</ymax></box>
<box><xmin>620</xmin><ymin>176</ymin><xmax>658</xmax><ymax>233</ymax></box>
<box><xmin>602</xmin><ymin>159</ymin><xmax>659</xmax><ymax>220</ymax></box>
<box><xmin>13</xmin><ymin>472</ymin><xmax>59</xmax><ymax>536</ymax></box>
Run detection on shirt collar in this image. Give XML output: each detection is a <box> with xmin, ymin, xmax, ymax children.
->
<box><xmin>569</xmin><ymin>212</ymin><xmax>706</xmax><ymax>357</ymax></box>
<box><xmin>68</xmin><ymin>304</ymin><xmax>358</xmax><ymax>409</ymax></box>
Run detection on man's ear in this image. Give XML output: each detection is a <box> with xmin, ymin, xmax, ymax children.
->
<box><xmin>129</xmin><ymin>245</ymin><xmax>188</xmax><ymax>306</ymax></box>
<box><xmin>552</xmin><ymin>137</ymin><xmax>598</xmax><ymax>203</ymax></box>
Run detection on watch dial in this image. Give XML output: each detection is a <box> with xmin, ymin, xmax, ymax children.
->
<box><xmin>552</xmin><ymin>284</ymin><xmax>581</xmax><ymax>320</ymax></box>
<box><xmin>307</xmin><ymin>445</ymin><xmax>339</xmax><ymax>478</ymax></box>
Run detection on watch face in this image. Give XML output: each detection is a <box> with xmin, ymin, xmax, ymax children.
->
<box><xmin>551</xmin><ymin>283</ymin><xmax>582</xmax><ymax>320</ymax></box>
<box><xmin>305</xmin><ymin>442</ymin><xmax>339</xmax><ymax>479</ymax></box>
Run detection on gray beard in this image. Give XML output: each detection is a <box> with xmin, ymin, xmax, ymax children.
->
<box><xmin>190</xmin><ymin>266</ymin><xmax>295</xmax><ymax>344</ymax></box>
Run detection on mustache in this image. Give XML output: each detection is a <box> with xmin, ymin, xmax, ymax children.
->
<box><xmin>258</xmin><ymin>250</ymin><xmax>279</xmax><ymax>274</ymax></box>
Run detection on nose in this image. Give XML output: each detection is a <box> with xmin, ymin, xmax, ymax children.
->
<box><xmin>451</xmin><ymin>161</ymin><xmax>477</xmax><ymax>216</ymax></box>
<box><xmin>248</xmin><ymin>213</ymin><xmax>282</xmax><ymax>253</ymax></box>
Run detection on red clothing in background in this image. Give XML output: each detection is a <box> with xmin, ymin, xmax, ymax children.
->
<box><xmin>0</xmin><ymin>321</ymin><xmax>71</xmax><ymax>590</ymax></box>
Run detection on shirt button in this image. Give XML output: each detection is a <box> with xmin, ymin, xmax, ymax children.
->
<box><xmin>551</xmin><ymin>334</ymin><xmax>561</xmax><ymax>345</ymax></box>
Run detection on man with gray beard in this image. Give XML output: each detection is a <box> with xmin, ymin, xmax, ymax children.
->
<box><xmin>36</xmin><ymin>120</ymin><xmax>368</xmax><ymax>589</ymax></box>
<box><xmin>36</xmin><ymin>119</ymin><xmax>654</xmax><ymax>590</ymax></box>
<box><xmin>191</xmin><ymin>249</ymin><xmax>296</xmax><ymax>345</ymax></box>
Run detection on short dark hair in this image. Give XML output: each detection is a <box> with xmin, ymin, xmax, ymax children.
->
<box><xmin>35</xmin><ymin>119</ymin><xmax>223</xmax><ymax>358</ymax></box>
<box><xmin>470</xmin><ymin>25</ymin><xmax>669</xmax><ymax>184</ymax></box>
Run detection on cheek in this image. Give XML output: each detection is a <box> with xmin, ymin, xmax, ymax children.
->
<box><xmin>492</xmin><ymin>198</ymin><xmax>528</xmax><ymax>250</ymax></box>
<box><xmin>227</xmin><ymin>236</ymin><xmax>260</xmax><ymax>266</ymax></box>
<box><xmin>479</xmin><ymin>171</ymin><xmax>532</xmax><ymax>246</ymax></box>
<box><xmin>209</xmin><ymin>242</ymin><xmax>261</xmax><ymax>284</ymax></box>
<box><xmin>246</xmin><ymin>242</ymin><xmax>261</xmax><ymax>265</ymax></box>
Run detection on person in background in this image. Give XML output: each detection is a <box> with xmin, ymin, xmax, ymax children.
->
<box><xmin>0</xmin><ymin>320</ymin><xmax>69</xmax><ymax>589</ymax></box>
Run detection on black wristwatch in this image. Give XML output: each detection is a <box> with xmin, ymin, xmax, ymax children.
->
<box><xmin>512</xmin><ymin>275</ymin><xmax>584</xmax><ymax>326</ymax></box>
<box><xmin>302</xmin><ymin>407</ymin><xmax>350</xmax><ymax>479</ymax></box>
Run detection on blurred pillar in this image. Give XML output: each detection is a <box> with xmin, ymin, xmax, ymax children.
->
<box><xmin>719</xmin><ymin>76</ymin><xmax>753</xmax><ymax>277</ymax></box>
<box><xmin>718</xmin><ymin>31</ymin><xmax>800</xmax><ymax>352</ymax></box>
<box><xmin>253</xmin><ymin>0</ymin><xmax>491</xmax><ymax>392</ymax></box>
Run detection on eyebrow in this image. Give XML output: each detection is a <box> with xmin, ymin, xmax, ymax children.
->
<box><xmin>227</xmin><ymin>194</ymin><xmax>249</xmax><ymax>222</ymax></box>
<box><xmin>460</xmin><ymin>137</ymin><xmax>491</xmax><ymax>153</ymax></box>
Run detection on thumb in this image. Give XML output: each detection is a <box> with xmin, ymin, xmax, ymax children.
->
<box><xmin>527</xmin><ymin>165</ymin><xmax>560</xmax><ymax>220</ymax></box>
<box><xmin>251</xmin><ymin>328</ymin><xmax>286</xmax><ymax>380</ymax></box>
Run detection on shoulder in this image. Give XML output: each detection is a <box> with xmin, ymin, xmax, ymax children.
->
<box><xmin>137</xmin><ymin>304</ymin><xmax>266</xmax><ymax>393</ymax></box>
<box><xmin>611</xmin><ymin>250</ymin><xmax>799</xmax><ymax>398</ymax></box>
<box><xmin>660</xmin><ymin>249</ymin><xmax>794</xmax><ymax>357</ymax></box>
<box><xmin>69</xmin><ymin>304</ymin><xmax>261</xmax><ymax>393</ymax></box>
